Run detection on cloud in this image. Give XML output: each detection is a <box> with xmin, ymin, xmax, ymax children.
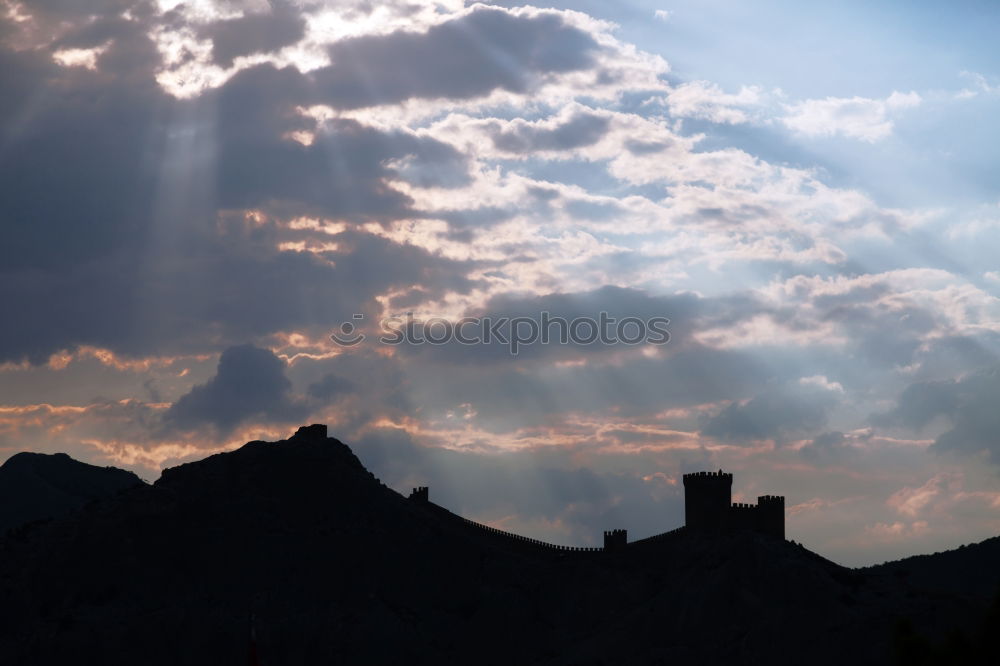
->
<box><xmin>874</xmin><ymin>379</ymin><xmax>960</xmax><ymax>430</ymax></box>
<box><xmin>664</xmin><ymin>80</ymin><xmax>765</xmax><ymax>124</ymax></box>
<box><xmin>312</xmin><ymin>6</ymin><xmax>601</xmax><ymax>109</ymax></box>
<box><xmin>654</xmin><ymin>10</ymin><xmax>673</xmax><ymax>23</ymax></box>
<box><xmin>887</xmin><ymin>473</ymin><xmax>956</xmax><ymax>518</ymax></box>
<box><xmin>781</xmin><ymin>91</ymin><xmax>921</xmax><ymax>142</ymax></box>
<box><xmin>955</xmin><ymin>71</ymin><xmax>1000</xmax><ymax>100</ymax></box>
<box><xmin>488</xmin><ymin>111</ymin><xmax>611</xmax><ymax>153</ymax></box>
<box><xmin>205</xmin><ymin>3</ymin><xmax>307</xmax><ymax>67</ymax></box>
<box><xmin>3</xmin><ymin>0</ymin><xmax>1000</xmax><ymax>566</ymax></box>
<box><xmin>876</xmin><ymin>366</ymin><xmax>1000</xmax><ymax>464</ymax></box>
<box><xmin>349</xmin><ymin>425</ymin><xmax>684</xmax><ymax>544</ymax></box>
<box><xmin>699</xmin><ymin>386</ymin><xmax>836</xmax><ymax>445</ymax></box>
<box><xmin>930</xmin><ymin>370</ymin><xmax>1000</xmax><ymax>463</ymax></box>
<box><xmin>307</xmin><ymin>373</ymin><xmax>357</xmax><ymax>401</ymax></box>
<box><xmin>798</xmin><ymin>430</ymin><xmax>873</xmax><ymax>463</ymax></box>
<box><xmin>799</xmin><ymin>375</ymin><xmax>844</xmax><ymax>393</ymax></box>
<box><xmin>0</xmin><ymin>31</ymin><xmax>481</xmax><ymax>363</ymax></box>
<box><xmin>164</xmin><ymin>344</ymin><xmax>308</xmax><ymax>433</ymax></box>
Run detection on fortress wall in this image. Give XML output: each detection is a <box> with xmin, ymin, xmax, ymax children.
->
<box><xmin>627</xmin><ymin>526</ymin><xmax>686</xmax><ymax>547</ymax></box>
<box><xmin>408</xmin><ymin>473</ymin><xmax>785</xmax><ymax>553</ymax></box>
<box><xmin>458</xmin><ymin>516</ymin><xmax>603</xmax><ymax>552</ymax></box>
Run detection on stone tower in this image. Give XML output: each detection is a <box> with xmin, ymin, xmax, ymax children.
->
<box><xmin>756</xmin><ymin>495</ymin><xmax>785</xmax><ymax>539</ymax></box>
<box><xmin>682</xmin><ymin>470</ymin><xmax>733</xmax><ymax>530</ymax></box>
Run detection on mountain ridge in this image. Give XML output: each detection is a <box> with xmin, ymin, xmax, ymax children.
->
<box><xmin>0</xmin><ymin>425</ymin><xmax>996</xmax><ymax>665</ymax></box>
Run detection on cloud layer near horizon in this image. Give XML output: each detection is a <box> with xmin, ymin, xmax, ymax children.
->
<box><xmin>2</xmin><ymin>0</ymin><xmax>999</xmax><ymax>566</ymax></box>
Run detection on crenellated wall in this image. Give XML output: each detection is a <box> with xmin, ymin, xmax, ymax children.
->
<box><xmin>458</xmin><ymin>515</ymin><xmax>604</xmax><ymax>552</ymax></box>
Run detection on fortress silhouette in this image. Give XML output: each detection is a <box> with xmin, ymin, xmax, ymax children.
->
<box><xmin>683</xmin><ymin>470</ymin><xmax>784</xmax><ymax>539</ymax></box>
<box><xmin>409</xmin><ymin>468</ymin><xmax>784</xmax><ymax>551</ymax></box>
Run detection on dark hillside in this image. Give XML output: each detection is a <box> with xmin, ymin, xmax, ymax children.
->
<box><xmin>0</xmin><ymin>451</ymin><xmax>143</xmax><ymax>534</ymax></box>
<box><xmin>0</xmin><ymin>425</ymin><xmax>992</xmax><ymax>665</ymax></box>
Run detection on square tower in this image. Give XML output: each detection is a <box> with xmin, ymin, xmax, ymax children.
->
<box><xmin>682</xmin><ymin>470</ymin><xmax>733</xmax><ymax>530</ymax></box>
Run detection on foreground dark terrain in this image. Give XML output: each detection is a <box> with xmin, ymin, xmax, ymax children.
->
<box><xmin>0</xmin><ymin>425</ymin><xmax>997</xmax><ymax>665</ymax></box>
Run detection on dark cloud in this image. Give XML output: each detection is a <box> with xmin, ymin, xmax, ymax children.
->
<box><xmin>312</xmin><ymin>6</ymin><xmax>599</xmax><ymax>109</ymax></box>
<box><xmin>307</xmin><ymin>373</ymin><xmax>356</xmax><ymax>401</ymax></box>
<box><xmin>810</xmin><ymin>290</ymin><xmax>939</xmax><ymax>368</ymax></box>
<box><xmin>878</xmin><ymin>366</ymin><xmax>1000</xmax><ymax>464</ymax></box>
<box><xmin>902</xmin><ymin>333</ymin><xmax>1000</xmax><ymax>383</ymax></box>
<box><xmin>490</xmin><ymin>112</ymin><xmax>610</xmax><ymax>153</ymax></box>
<box><xmin>0</xmin><ymin>40</ymin><xmax>478</xmax><ymax>363</ymax></box>
<box><xmin>873</xmin><ymin>380</ymin><xmax>960</xmax><ymax>430</ymax></box>
<box><xmin>699</xmin><ymin>387</ymin><xmax>835</xmax><ymax>445</ymax></box>
<box><xmin>211</xmin><ymin>65</ymin><xmax>471</xmax><ymax>216</ymax></box>
<box><xmin>0</xmin><ymin>223</ymin><xmax>479</xmax><ymax>363</ymax></box>
<box><xmin>164</xmin><ymin>344</ymin><xmax>307</xmax><ymax>433</ymax></box>
<box><xmin>799</xmin><ymin>430</ymin><xmax>864</xmax><ymax>462</ymax></box>
<box><xmin>205</xmin><ymin>4</ymin><xmax>307</xmax><ymax>67</ymax></box>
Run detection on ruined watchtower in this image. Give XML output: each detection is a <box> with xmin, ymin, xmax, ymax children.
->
<box><xmin>682</xmin><ymin>470</ymin><xmax>733</xmax><ymax>530</ymax></box>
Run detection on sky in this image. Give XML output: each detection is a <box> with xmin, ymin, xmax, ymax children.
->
<box><xmin>2</xmin><ymin>0</ymin><xmax>999</xmax><ymax>567</ymax></box>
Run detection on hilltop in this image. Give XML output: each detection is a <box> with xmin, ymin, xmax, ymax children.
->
<box><xmin>0</xmin><ymin>425</ymin><xmax>995</xmax><ymax>665</ymax></box>
<box><xmin>0</xmin><ymin>450</ymin><xmax>143</xmax><ymax>535</ymax></box>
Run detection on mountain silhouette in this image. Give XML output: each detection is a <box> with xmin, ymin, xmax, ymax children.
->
<box><xmin>0</xmin><ymin>450</ymin><xmax>143</xmax><ymax>535</ymax></box>
<box><xmin>0</xmin><ymin>424</ymin><xmax>996</xmax><ymax>665</ymax></box>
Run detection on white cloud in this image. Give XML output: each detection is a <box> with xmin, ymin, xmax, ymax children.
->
<box><xmin>781</xmin><ymin>91</ymin><xmax>921</xmax><ymax>142</ymax></box>
<box><xmin>955</xmin><ymin>71</ymin><xmax>999</xmax><ymax>99</ymax></box>
<box><xmin>654</xmin><ymin>9</ymin><xmax>672</xmax><ymax>22</ymax></box>
<box><xmin>887</xmin><ymin>474</ymin><xmax>953</xmax><ymax>517</ymax></box>
<box><xmin>663</xmin><ymin>80</ymin><xmax>766</xmax><ymax>124</ymax></box>
<box><xmin>945</xmin><ymin>202</ymin><xmax>1000</xmax><ymax>239</ymax></box>
<box><xmin>799</xmin><ymin>375</ymin><xmax>845</xmax><ymax>393</ymax></box>
<box><xmin>52</xmin><ymin>42</ymin><xmax>111</xmax><ymax>70</ymax></box>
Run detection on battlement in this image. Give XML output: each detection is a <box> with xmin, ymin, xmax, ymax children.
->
<box><xmin>603</xmin><ymin>529</ymin><xmax>628</xmax><ymax>551</ymax></box>
<box><xmin>682</xmin><ymin>470</ymin><xmax>734</xmax><ymax>482</ymax></box>
<box><xmin>409</xmin><ymin>486</ymin><xmax>429</xmax><ymax>503</ymax></box>
<box><xmin>755</xmin><ymin>494</ymin><xmax>785</xmax><ymax>539</ymax></box>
